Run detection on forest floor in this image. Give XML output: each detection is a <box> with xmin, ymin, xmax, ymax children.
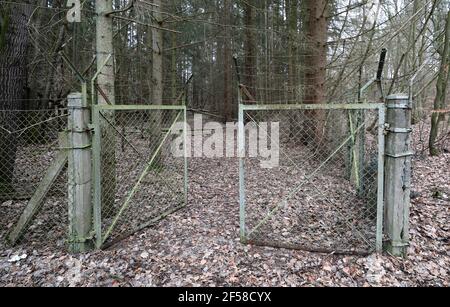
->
<box><xmin>0</xmin><ymin>120</ymin><xmax>448</xmax><ymax>287</ymax></box>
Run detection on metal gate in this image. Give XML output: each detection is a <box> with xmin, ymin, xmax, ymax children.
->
<box><xmin>92</xmin><ymin>105</ymin><xmax>188</xmax><ymax>248</ymax></box>
<box><xmin>239</xmin><ymin>103</ymin><xmax>386</xmax><ymax>254</ymax></box>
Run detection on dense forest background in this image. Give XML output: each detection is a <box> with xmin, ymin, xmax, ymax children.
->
<box><xmin>0</xmin><ymin>0</ymin><xmax>449</xmax><ymax>153</ymax></box>
<box><xmin>0</xmin><ymin>1</ymin><xmax>449</xmax><ymax>287</ymax></box>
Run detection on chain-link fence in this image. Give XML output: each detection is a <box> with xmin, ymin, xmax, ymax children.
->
<box><xmin>0</xmin><ymin>108</ymin><xmax>69</xmax><ymax>249</ymax></box>
<box><xmin>0</xmin><ymin>103</ymin><xmax>188</xmax><ymax>251</ymax></box>
<box><xmin>239</xmin><ymin>104</ymin><xmax>385</xmax><ymax>255</ymax></box>
<box><xmin>92</xmin><ymin>105</ymin><xmax>188</xmax><ymax>248</ymax></box>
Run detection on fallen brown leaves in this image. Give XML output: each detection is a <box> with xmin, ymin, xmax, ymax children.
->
<box><xmin>0</xmin><ymin>121</ymin><xmax>448</xmax><ymax>287</ymax></box>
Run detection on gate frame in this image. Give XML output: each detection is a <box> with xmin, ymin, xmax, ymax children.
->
<box><xmin>92</xmin><ymin>104</ymin><xmax>188</xmax><ymax>249</ymax></box>
<box><xmin>238</xmin><ymin>103</ymin><xmax>387</xmax><ymax>254</ymax></box>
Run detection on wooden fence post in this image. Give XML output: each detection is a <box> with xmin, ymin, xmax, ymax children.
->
<box><xmin>384</xmin><ymin>94</ymin><xmax>413</xmax><ymax>257</ymax></box>
<box><xmin>68</xmin><ymin>92</ymin><xmax>93</xmax><ymax>253</ymax></box>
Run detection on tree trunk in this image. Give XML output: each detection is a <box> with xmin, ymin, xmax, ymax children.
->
<box><xmin>96</xmin><ymin>0</ymin><xmax>117</xmax><ymax>214</ymax></box>
<box><xmin>430</xmin><ymin>10</ymin><xmax>450</xmax><ymax>156</ymax></box>
<box><xmin>244</xmin><ymin>0</ymin><xmax>256</xmax><ymax>101</ymax></box>
<box><xmin>170</xmin><ymin>0</ymin><xmax>179</xmax><ymax>103</ymax></box>
<box><xmin>42</xmin><ymin>25</ymin><xmax>66</xmax><ymax>109</ymax></box>
<box><xmin>0</xmin><ymin>2</ymin><xmax>32</xmax><ymax>196</ymax></box>
<box><xmin>303</xmin><ymin>0</ymin><xmax>328</xmax><ymax>143</ymax></box>
<box><xmin>152</xmin><ymin>0</ymin><xmax>164</xmax><ymax>105</ymax></box>
<box><xmin>96</xmin><ymin>0</ymin><xmax>115</xmax><ymax>106</ymax></box>
<box><xmin>223</xmin><ymin>0</ymin><xmax>233</xmax><ymax>122</ymax></box>
<box><xmin>287</xmin><ymin>0</ymin><xmax>301</xmax><ymax>138</ymax></box>
<box><xmin>151</xmin><ymin>0</ymin><xmax>164</xmax><ymax>165</ymax></box>
<box><xmin>287</xmin><ymin>0</ymin><xmax>298</xmax><ymax>101</ymax></box>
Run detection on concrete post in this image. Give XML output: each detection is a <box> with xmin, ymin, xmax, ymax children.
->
<box><xmin>68</xmin><ymin>92</ymin><xmax>93</xmax><ymax>253</ymax></box>
<box><xmin>384</xmin><ymin>94</ymin><xmax>413</xmax><ymax>257</ymax></box>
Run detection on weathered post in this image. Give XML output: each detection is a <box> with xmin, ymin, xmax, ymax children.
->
<box><xmin>68</xmin><ymin>93</ymin><xmax>93</xmax><ymax>253</ymax></box>
<box><xmin>384</xmin><ymin>94</ymin><xmax>412</xmax><ymax>257</ymax></box>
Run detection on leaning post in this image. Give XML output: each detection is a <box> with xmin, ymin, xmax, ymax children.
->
<box><xmin>384</xmin><ymin>94</ymin><xmax>413</xmax><ymax>257</ymax></box>
<box><xmin>67</xmin><ymin>92</ymin><xmax>93</xmax><ymax>253</ymax></box>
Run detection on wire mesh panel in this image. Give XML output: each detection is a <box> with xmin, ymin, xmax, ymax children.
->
<box><xmin>93</xmin><ymin>105</ymin><xmax>187</xmax><ymax>248</ymax></box>
<box><xmin>239</xmin><ymin>104</ymin><xmax>385</xmax><ymax>255</ymax></box>
<box><xmin>0</xmin><ymin>109</ymin><xmax>69</xmax><ymax>249</ymax></box>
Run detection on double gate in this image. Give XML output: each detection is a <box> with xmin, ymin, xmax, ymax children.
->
<box><xmin>1</xmin><ymin>102</ymin><xmax>388</xmax><ymax>254</ymax></box>
<box><xmin>238</xmin><ymin>103</ymin><xmax>386</xmax><ymax>254</ymax></box>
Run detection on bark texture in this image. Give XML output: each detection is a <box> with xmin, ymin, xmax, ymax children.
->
<box><xmin>96</xmin><ymin>0</ymin><xmax>117</xmax><ymax>213</ymax></box>
<box><xmin>244</xmin><ymin>0</ymin><xmax>256</xmax><ymax>101</ymax></box>
<box><xmin>430</xmin><ymin>10</ymin><xmax>450</xmax><ymax>156</ymax></box>
<box><xmin>303</xmin><ymin>0</ymin><xmax>328</xmax><ymax>143</ymax></box>
<box><xmin>0</xmin><ymin>2</ymin><xmax>32</xmax><ymax>193</ymax></box>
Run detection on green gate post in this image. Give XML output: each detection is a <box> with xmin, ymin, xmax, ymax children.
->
<box><xmin>384</xmin><ymin>94</ymin><xmax>413</xmax><ymax>257</ymax></box>
<box><xmin>68</xmin><ymin>92</ymin><xmax>93</xmax><ymax>253</ymax></box>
